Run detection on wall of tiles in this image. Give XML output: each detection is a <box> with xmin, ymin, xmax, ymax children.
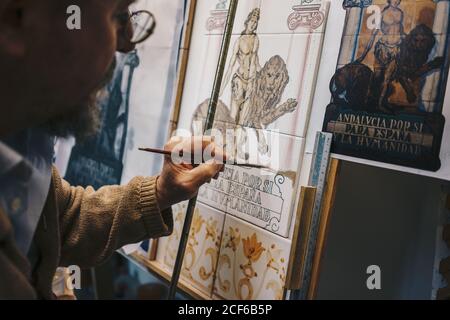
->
<box><xmin>154</xmin><ymin>0</ymin><xmax>331</xmax><ymax>300</ymax></box>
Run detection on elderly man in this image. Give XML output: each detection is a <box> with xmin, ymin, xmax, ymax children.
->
<box><xmin>0</xmin><ymin>0</ymin><xmax>224</xmax><ymax>299</ymax></box>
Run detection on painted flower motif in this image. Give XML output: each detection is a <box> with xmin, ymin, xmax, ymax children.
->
<box><xmin>174</xmin><ymin>211</ymin><xmax>184</xmax><ymax>223</ymax></box>
<box><xmin>267</xmin><ymin>244</ymin><xmax>283</xmax><ymax>273</ymax></box>
<box><xmin>242</xmin><ymin>233</ymin><xmax>265</xmax><ymax>263</ymax></box>
<box><xmin>225</xmin><ymin>227</ymin><xmax>240</xmax><ymax>252</ymax></box>
<box><xmin>205</xmin><ymin>219</ymin><xmax>218</xmax><ymax>241</ymax></box>
<box><xmin>191</xmin><ymin>209</ymin><xmax>205</xmax><ymax>235</ymax></box>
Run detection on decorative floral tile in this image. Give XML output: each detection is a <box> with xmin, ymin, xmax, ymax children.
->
<box><xmin>213</xmin><ymin>215</ymin><xmax>291</xmax><ymax>300</ymax></box>
<box><xmin>155</xmin><ymin>202</ymin><xmax>225</xmax><ymax>297</ymax></box>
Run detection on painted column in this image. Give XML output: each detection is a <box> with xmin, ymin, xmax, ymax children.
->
<box><xmin>338</xmin><ymin>2</ymin><xmax>365</xmax><ymax>66</ymax></box>
<box><xmin>206</xmin><ymin>0</ymin><xmax>229</xmax><ymax>33</ymax></box>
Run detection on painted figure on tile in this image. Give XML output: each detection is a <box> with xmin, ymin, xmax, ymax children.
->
<box><xmin>197</xmin><ymin>9</ymin><xmax>298</xmax><ymax>159</ymax></box>
<box><xmin>337</xmin><ymin>0</ymin><xmax>445</xmax><ymax>112</ymax></box>
<box><xmin>357</xmin><ymin>0</ymin><xmax>405</xmax><ymax>109</ymax></box>
<box><xmin>221</xmin><ymin>8</ymin><xmax>261</xmax><ymax>125</ymax></box>
<box><xmin>323</xmin><ymin>0</ymin><xmax>450</xmax><ymax>171</ymax></box>
<box><xmin>194</xmin><ymin>54</ymin><xmax>297</xmax><ymax>159</ymax></box>
<box><xmin>241</xmin><ymin>56</ymin><xmax>297</xmax><ymax>155</ymax></box>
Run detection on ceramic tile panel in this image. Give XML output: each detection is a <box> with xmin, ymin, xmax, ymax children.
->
<box><xmin>213</xmin><ymin>215</ymin><xmax>291</xmax><ymax>300</ymax></box>
<box><xmin>197</xmin><ymin>131</ymin><xmax>305</xmax><ymax>238</ymax></box>
<box><xmin>156</xmin><ymin>202</ymin><xmax>225</xmax><ymax>297</ymax></box>
<box><xmin>178</xmin><ymin>1</ymin><xmax>328</xmax><ymax>138</ymax></box>
<box><xmin>186</xmin><ymin>33</ymin><xmax>326</xmax><ymax>138</ymax></box>
<box><xmin>322</xmin><ymin>0</ymin><xmax>450</xmax><ymax>173</ymax></box>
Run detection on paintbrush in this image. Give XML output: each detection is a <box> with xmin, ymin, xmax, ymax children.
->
<box><xmin>138</xmin><ymin>147</ymin><xmax>268</xmax><ymax>169</ymax></box>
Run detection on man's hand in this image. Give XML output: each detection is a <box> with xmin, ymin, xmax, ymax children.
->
<box><xmin>156</xmin><ymin>136</ymin><xmax>225</xmax><ymax>211</ymax></box>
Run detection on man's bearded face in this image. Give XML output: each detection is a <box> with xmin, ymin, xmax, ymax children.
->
<box><xmin>0</xmin><ymin>0</ymin><xmax>136</xmax><ymax>138</ymax></box>
<box><xmin>44</xmin><ymin>58</ymin><xmax>117</xmax><ymax>141</ymax></box>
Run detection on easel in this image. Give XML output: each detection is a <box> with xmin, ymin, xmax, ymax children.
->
<box><xmin>167</xmin><ymin>0</ymin><xmax>239</xmax><ymax>300</ymax></box>
<box><xmin>139</xmin><ymin>133</ymin><xmax>342</xmax><ymax>300</ymax></box>
<box><xmin>143</xmin><ymin>0</ymin><xmax>343</xmax><ymax>300</ymax></box>
<box><xmin>148</xmin><ymin>0</ymin><xmax>198</xmax><ymax>262</ymax></box>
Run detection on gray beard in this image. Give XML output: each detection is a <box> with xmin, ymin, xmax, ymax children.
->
<box><xmin>43</xmin><ymin>58</ymin><xmax>117</xmax><ymax>142</ymax></box>
<box><xmin>44</xmin><ymin>92</ymin><xmax>101</xmax><ymax>142</ymax></box>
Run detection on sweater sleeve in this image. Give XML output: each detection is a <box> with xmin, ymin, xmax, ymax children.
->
<box><xmin>53</xmin><ymin>167</ymin><xmax>173</xmax><ymax>268</ymax></box>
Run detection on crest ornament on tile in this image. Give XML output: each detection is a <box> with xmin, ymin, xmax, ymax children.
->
<box><xmin>287</xmin><ymin>3</ymin><xmax>325</xmax><ymax>31</ymax></box>
<box><xmin>206</xmin><ymin>0</ymin><xmax>229</xmax><ymax>32</ymax></box>
<box><xmin>343</xmin><ymin>0</ymin><xmax>372</xmax><ymax>9</ymax></box>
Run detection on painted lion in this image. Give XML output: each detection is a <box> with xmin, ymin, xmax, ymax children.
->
<box><xmin>192</xmin><ymin>55</ymin><xmax>297</xmax><ymax>156</ymax></box>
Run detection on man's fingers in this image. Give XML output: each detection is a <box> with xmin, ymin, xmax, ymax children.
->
<box><xmin>190</xmin><ymin>163</ymin><xmax>224</xmax><ymax>187</ymax></box>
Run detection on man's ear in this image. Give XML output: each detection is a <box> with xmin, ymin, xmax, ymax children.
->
<box><xmin>0</xmin><ymin>0</ymin><xmax>25</xmax><ymax>57</ymax></box>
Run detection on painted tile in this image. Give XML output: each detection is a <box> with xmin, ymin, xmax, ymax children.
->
<box><xmin>201</xmin><ymin>0</ymin><xmax>329</xmax><ymax>35</ymax></box>
<box><xmin>176</xmin><ymin>33</ymin><xmax>223</xmax><ymax>133</ymax></box>
<box><xmin>201</xmin><ymin>0</ymin><xmax>264</xmax><ymax>36</ymax></box>
<box><xmin>155</xmin><ymin>202</ymin><xmax>187</xmax><ymax>274</ymax></box>
<box><xmin>197</xmin><ymin>132</ymin><xmax>305</xmax><ymax>238</ymax></box>
<box><xmin>203</xmin><ymin>0</ymin><xmax>230</xmax><ymax>35</ymax></box>
<box><xmin>178</xmin><ymin>2</ymin><xmax>328</xmax><ymax>138</ymax></box>
<box><xmin>213</xmin><ymin>215</ymin><xmax>291</xmax><ymax>300</ymax></box>
<box><xmin>322</xmin><ymin>0</ymin><xmax>450</xmax><ymax>173</ymax></box>
<box><xmin>186</xmin><ymin>33</ymin><xmax>326</xmax><ymax>139</ymax></box>
<box><xmin>259</xmin><ymin>0</ymin><xmax>329</xmax><ymax>35</ymax></box>
<box><xmin>156</xmin><ymin>202</ymin><xmax>225</xmax><ymax>297</ymax></box>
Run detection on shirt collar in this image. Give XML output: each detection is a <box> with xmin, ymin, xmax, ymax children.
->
<box><xmin>0</xmin><ymin>128</ymin><xmax>54</xmax><ymax>255</ymax></box>
<box><xmin>0</xmin><ymin>141</ymin><xmax>24</xmax><ymax>176</ymax></box>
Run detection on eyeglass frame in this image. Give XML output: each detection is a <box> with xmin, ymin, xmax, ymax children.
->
<box><xmin>128</xmin><ymin>10</ymin><xmax>156</xmax><ymax>45</ymax></box>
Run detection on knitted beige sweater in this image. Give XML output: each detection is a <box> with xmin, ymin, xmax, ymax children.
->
<box><xmin>0</xmin><ymin>166</ymin><xmax>173</xmax><ymax>299</ymax></box>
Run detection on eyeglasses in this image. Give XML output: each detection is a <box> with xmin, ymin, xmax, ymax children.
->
<box><xmin>128</xmin><ymin>10</ymin><xmax>156</xmax><ymax>44</ymax></box>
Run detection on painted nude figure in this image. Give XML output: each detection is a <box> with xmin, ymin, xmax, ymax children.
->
<box><xmin>195</xmin><ymin>8</ymin><xmax>298</xmax><ymax>160</ymax></box>
<box><xmin>358</xmin><ymin>0</ymin><xmax>405</xmax><ymax>109</ymax></box>
<box><xmin>221</xmin><ymin>8</ymin><xmax>261</xmax><ymax>125</ymax></box>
